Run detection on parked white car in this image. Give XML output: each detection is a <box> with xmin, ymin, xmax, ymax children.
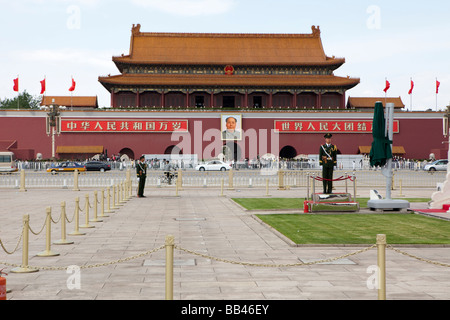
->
<box><xmin>423</xmin><ymin>159</ymin><xmax>448</xmax><ymax>172</ymax></box>
<box><xmin>195</xmin><ymin>160</ymin><xmax>232</xmax><ymax>171</ymax></box>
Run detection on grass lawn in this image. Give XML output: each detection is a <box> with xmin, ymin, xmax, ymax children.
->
<box><xmin>232</xmin><ymin>198</ymin><xmax>450</xmax><ymax>245</ymax></box>
<box><xmin>256</xmin><ymin>214</ymin><xmax>450</xmax><ymax>245</ymax></box>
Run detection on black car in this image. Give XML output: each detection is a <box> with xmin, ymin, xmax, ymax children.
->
<box><xmin>84</xmin><ymin>161</ymin><xmax>111</xmax><ymax>172</ymax></box>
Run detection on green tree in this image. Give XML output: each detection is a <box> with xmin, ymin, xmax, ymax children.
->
<box><xmin>0</xmin><ymin>91</ymin><xmax>42</xmax><ymax>109</ymax></box>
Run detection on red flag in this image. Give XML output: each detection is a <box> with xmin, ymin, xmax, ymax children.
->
<box><xmin>40</xmin><ymin>79</ymin><xmax>46</xmax><ymax>95</ymax></box>
<box><xmin>436</xmin><ymin>80</ymin><xmax>441</xmax><ymax>94</ymax></box>
<box><xmin>408</xmin><ymin>79</ymin><xmax>414</xmax><ymax>95</ymax></box>
<box><xmin>13</xmin><ymin>78</ymin><xmax>19</xmax><ymax>92</ymax></box>
<box><xmin>383</xmin><ymin>80</ymin><xmax>390</xmax><ymax>93</ymax></box>
<box><xmin>69</xmin><ymin>78</ymin><xmax>76</xmax><ymax>92</ymax></box>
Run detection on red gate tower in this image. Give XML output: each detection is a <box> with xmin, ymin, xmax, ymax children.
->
<box><xmin>99</xmin><ymin>24</ymin><xmax>360</xmax><ymax>110</ymax></box>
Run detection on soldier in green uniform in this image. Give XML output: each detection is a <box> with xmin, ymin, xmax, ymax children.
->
<box><xmin>136</xmin><ymin>156</ymin><xmax>147</xmax><ymax>197</ymax></box>
<box><xmin>319</xmin><ymin>133</ymin><xmax>338</xmax><ymax>194</ymax></box>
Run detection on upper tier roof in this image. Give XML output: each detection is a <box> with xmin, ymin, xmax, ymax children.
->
<box><xmin>99</xmin><ymin>74</ymin><xmax>360</xmax><ymax>91</ymax></box>
<box><xmin>112</xmin><ymin>24</ymin><xmax>345</xmax><ymax>67</ymax></box>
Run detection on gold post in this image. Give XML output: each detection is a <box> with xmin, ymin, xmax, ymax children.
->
<box><xmin>105</xmin><ymin>187</ymin><xmax>114</xmax><ymax>213</ymax></box>
<box><xmin>399</xmin><ymin>179</ymin><xmax>404</xmax><ymax>197</ymax></box>
<box><xmin>377</xmin><ymin>234</ymin><xmax>387</xmax><ymax>300</ymax></box>
<box><xmin>119</xmin><ymin>182</ymin><xmax>126</xmax><ymax>204</ymax></box>
<box><xmin>11</xmin><ymin>215</ymin><xmax>38</xmax><ymax>273</ymax></box>
<box><xmin>90</xmin><ymin>191</ymin><xmax>103</xmax><ymax>222</ymax></box>
<box><xmin>177</xmin><ymin>169</ymin><xmax>183</xmax><ymax>191</ymax></box>
<box><xmin>80</xmin><ymin>194</ymin><xmax>94</xmax><ymax>229</ymax></box>
<box><xmin>115</xmin><ymin>184</ymin><xmax>122</xmax><ymax>207</ymax></box>
<box><xmin>37</xmin><ymin>207</ymin><xmax>60</xmax><ymax>257</ymax></box>
<box><xmin>165</xmin><ymin>235</ymin><xmax>175</xmax><ymax>300</ymax></box>
<box><xmin>69</xmin><ymin>197</ymin><xmax>85</xmax><ymax>236</ymax></box>
<box><xmin>99</xmin><ymin>189</ymin><xmax>109</xmax><ymax>217</ymax></box>
<box><xmin>112</xmin><ymin>185</ymin><xmax>117</xmax><ymax>209</ymax></box>
<box><xmin>345</xmin><ymin>172</ymin><xmax>348</xmax><ymax>194</ymax></box>
<box><xmin>73</xmin><ymin>169</ymin><xmax>80</xmax><ymax>191</ymax></box>
<box><xmin>228</xmin><ymin>168</ymin><xmax>234</xmax><ymax>190</ymax></box>
<box><xmin>54</xmin><ymin>202</ymin><xmax>74</xmax><ymax>245</ymax></box>
<box><xmin>220</xmin><ymin>178</ymin><xmax>224</xmax><ymax>197</ymax></box>
<box><xmin>278</xmin><ymin>170</ymin><xmax>286</xmax><ymax>190</ymax></box>
<box><xmin>265</xmin><ymin>178</ymin><xmax>271</xmax><ymax>197</ymax></box>
<box><xmin>19</xmin><ymin>169</ymin><xmax>27</xmax><ymax>192</ymax></box>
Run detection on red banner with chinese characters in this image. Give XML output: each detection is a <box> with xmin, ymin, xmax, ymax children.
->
<box><xmin>61</xmin><ymin>119</ymin><xmax>189</xmax><ymax>133</ymax></box>
<box><xmin>274</xmin><ymin>120</ymin><xmax>399</xmax><ymax>134</ymax></box>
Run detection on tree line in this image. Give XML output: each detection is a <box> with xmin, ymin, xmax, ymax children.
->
<box><xmin>0</xmin><ymin>91</ymin><xmax>42</xmax><ymax>109</ymax></box>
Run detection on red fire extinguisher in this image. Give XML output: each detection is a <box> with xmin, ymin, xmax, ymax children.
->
<box><xmin>0</xmin><ymin>269</ymin><xmax>7</xmax><ymax>300</ymax></box>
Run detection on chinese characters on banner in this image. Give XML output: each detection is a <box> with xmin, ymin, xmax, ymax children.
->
<box><xmin>274</xmin><ymin>120</ymin><xmax>400</xmax><ymax>133</ymax></box>
<box><xmin>61</xmin><ymin>119</ymin><xmax>189</xmax><ymax>133</ymax></box>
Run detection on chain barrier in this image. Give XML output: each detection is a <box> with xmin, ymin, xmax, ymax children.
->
<box><xmin>175</xmin><ymin>244</ymin><xmax>376</xmax><ymax>268</ymax></box>
<box><xmin>387</xmin><ymin>245</ymin><xmax>450</xmax><ymax>268</ymax></box>
<box><xmin>0</xmin><ymin>179</ymin><xmax>131</xmax><ymax>268</ymax></box>
<box><xmin>0</xmin><ymin>245</ymin><xmax>165</xmax><ymax>271</ymax></box>
<box><xmin>0</xmin><ymin>231</ymin><xmax>23</xmax><ymax>255</ymax></box>
<box><xmin>310</xmin><ymin>175</ymin><xmax>354</xmax><ymax>182</ymax></box>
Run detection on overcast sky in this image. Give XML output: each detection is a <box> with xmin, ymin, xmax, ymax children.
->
<box><xmin>1</xmin><ymin>0</ymin><xmax>449</xmax><ymax>110</ymax></box>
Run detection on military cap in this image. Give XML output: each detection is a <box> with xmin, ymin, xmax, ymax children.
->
<box><xmin>324</xmin><ymin>133</ymin><xmax>333</xmax><ymax>139</ymax></box>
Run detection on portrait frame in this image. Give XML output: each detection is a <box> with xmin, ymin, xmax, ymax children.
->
<box><xmin>221</xmin><ymin>114</ymin><xmax>242</xmax><ymax>141</ymax></box>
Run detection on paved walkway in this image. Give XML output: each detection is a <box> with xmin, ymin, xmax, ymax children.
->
<box><xmin>1</xmin><ymin>184</ymin><xmax>449</xmax><ymax>300</ymax></box>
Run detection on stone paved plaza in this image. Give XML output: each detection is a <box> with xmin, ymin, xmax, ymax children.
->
<box><xmin>1</xmin><ymin>180</ymin><xmax>450</xmax><ymax>301</ymax></box>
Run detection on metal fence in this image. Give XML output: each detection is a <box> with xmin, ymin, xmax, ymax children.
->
<box><xmin>0</xmin><ymin>169</ymin><xmax>446</xmax><ymax>190</ymax></box>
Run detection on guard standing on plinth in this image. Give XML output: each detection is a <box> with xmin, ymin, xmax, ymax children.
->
<box><xmin>136</xmin><ymin>156</ymin><xmax>147</xmax><ymax>198</ymax></box>
<box><xmin>319</xmin><ymin>133</ymin><xmax>337</xmax><ymax>194</ymax></box>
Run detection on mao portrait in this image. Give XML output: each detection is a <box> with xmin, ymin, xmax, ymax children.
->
<box><xmin>221</xmin><ymin>114</ymin><xmax>242</xmax><ymax>141</ymax></box>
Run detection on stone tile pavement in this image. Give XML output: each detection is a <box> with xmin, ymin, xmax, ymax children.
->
<box><xmin>1</xmin><ymin>184</ymin><xmax>449</xmax><ymax>300</ymax></box>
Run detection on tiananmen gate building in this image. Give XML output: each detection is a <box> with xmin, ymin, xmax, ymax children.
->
<box><xmin>0</xmin><ymin>24</ymin><xmax>447</xmax><ymax>161</ymax></box>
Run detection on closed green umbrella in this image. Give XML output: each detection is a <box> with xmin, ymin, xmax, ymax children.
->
<box><xmin>370</xmin><ymin>102</ymin><xmax>392</xmax><ymax>167</ymax></box>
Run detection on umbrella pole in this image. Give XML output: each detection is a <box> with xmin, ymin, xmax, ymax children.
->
<box><xmin>385</xmin><ymin>103</ymin><xmax>395</xmax><ymax>200</ymax></box>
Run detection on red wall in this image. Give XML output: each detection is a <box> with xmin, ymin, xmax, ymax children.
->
<box><xmin>0</xmin><ymin>111</ymin><xmax>446</xmax><ymax>160</ymax></box>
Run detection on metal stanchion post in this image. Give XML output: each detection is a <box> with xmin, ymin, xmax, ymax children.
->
<box><xmin>19</xmin><ymin>169</ymin><xmax>27</xmax><ymax>192</ymax></box>
<box><xmin>265</xmin><ymin>178</ymin><xmax>271</xmax><ymax>197</ymax></box>
<box><xmin>165</xmin><ymin>235</ymin><xmax>174</xmax><ymax>300</ymax></box>
<box><xmin>54</xmin><ymin>202</ymin><xmax>74</xmax><ymax>245</ymax></box>
<box><xmin>11</xmin><ymin>215</ymin><xmax>38</xmax><ymax>273</ymax></box>
<box><xmin>220</xmin><ymin>178</ymin><xmax>225</xmax><ymax>197</ymax></box>
<box><xmin>80</xmin><ymin>194</ymin><xmax>94</xmax><ymax>229</ymax></box>
<box><xmin>105</xmin><ymin>187</ymin><xmax>114</xmax><ymax>213</ymax></box>
<box><xmin>377</xmin><ymin>234</ymin><xmax>387</xmax><ymax>300</ymax></box>
<box><xmin>90</xmin><ymin>191</ymin><xmax>103</xmax><ymax>222</ymax></box>
<box><xmin>69</xmin><ymin>197</ymin><xmax>86</xmax><ymax>236</ymax></box>
<box><xmin>73</xmin><ymin>169</ymin><xmax>80</xmax><ymax>191</ymax></box>
<box><xmin>37</xmin><ymin>207</ymin><xmax>60</xmax><ymax>257</ymax></box>
<box><xmin>99</xmin><ymin>189</ymin><xmax>109</xmax><ymax>217</ymax></box>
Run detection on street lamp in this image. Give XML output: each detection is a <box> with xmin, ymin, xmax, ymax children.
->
<box><xmin>46</xmin><ymin>99</ymin><xmax>61</xmax><ymax>160</ymax></box>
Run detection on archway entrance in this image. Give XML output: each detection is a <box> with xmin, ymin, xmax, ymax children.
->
<box><xmin>164</xmin><ymin>145</ymin><xmax>183</xmax><ymax>155</ymax></box>
<box><xmin>279</xmin><ymin>146</ymin><xmax>297</xmax><ymax>159</ymax></box>
<box><xmin>119</xmin><ymin>148</ymin><xmax>135</xmax><ymax>160</ymax></box>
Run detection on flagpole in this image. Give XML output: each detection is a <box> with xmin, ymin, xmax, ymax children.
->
<box><xmin>436</xmin><ymin>78</ymin><xmax>438</xmax><ymax>112</ymax></box>
<box><xmin>71</xmin><ymin>76</ymin><xmax>73</xmax><ymax>111</ymax></box>
<box><xmin>17</xmin><ymin>75</ymin><xmax>20</xmax><ymax>111</ymax></box>
<box><xmin>410</xmin><ymin>78</ymin><xmax>413</xmax><ymax>111</ymax></box>
<box><xmin>384</xmin><ymin>78</ymin><xmax>387</xmax><ymax>107</ymax></box>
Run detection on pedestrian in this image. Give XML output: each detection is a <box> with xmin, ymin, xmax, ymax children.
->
<box><xmin>164</xmin><ymin>160</ymin><xmax>173</xmax><ymax>184</ymax></box>
<box><xmin>319</xmin><ymin>133</ymin><xmax>337</xmax><ymax>194</ymax></box>
<box><xmin>136</xmin><ymin>156</ymin><xmax>147</xmax><ymax>197</ymax></box>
